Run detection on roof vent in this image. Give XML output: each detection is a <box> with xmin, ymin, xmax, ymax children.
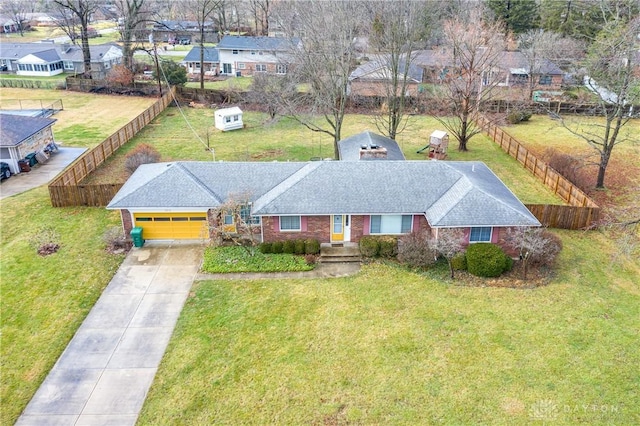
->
<box><xmin>360</xmin><ymin>144</ymin><xmax>367</xmax><ymax>150</ymax></box>
<box><xmin>370</xmin><ymin>143</ymin><xmax>379</xmax><ymax>149</ymax></box>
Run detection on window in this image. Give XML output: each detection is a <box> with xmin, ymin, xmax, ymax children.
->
<box><xmin>223</xmin><ymin>63</ymin><xmax>232</xmax><ymax>74</ymax></box>
<box><xmin>251</xmin><ymin>50</ymin><xmax>256</xmax><ymax>55</ymax></box>
<box><xmin>240</xmin><ymin>205</ymin><xmax>260</xmax><ymax>225</ymax></box>
<box><xmin>276</xmin><ymin>63</ymin><xmax>287</xmax><ymax>74</ymax></box>
<box><xmin>223</xmin><ymin>212</ymin><xmax>234</xmax><ymax>225</ymax></box>
<box><xmin>469</xmin><ymin>227</ymin><xmax>492</xmax><ymax>243</ymax></box>
<box><xmin>539</xmin><ymin>75</ymin><xmax>552</xmax><ymax>85</ymax></box>
<box><xmin>225</xmin><ymin>116</ymin><xmax>231</xmax><ymax>123</ymax></box>
<box><xmin>370</xmin><ymin>215</ymin><xmax>412</xmax><ymax>234</ymax></box>
<box><xmin>238</xmin><ymin>63</ymin><xmax>245</xmax><ymax>69</ymax></box>
<box><xmin>280</xmin><ymin>216</ymin><xmax>301</xmax><ymax>231</ymax></box>
<box><xmin>64</xmin><ymin>61</ymin><xmax>74</xmax><ymax>70</ymax></box>
<box><xmin>195</xmin><ymin>62</ymin><xmax>201</xmax><ymax>69</ymax></box>
<box><xmin>232</xmin><ymin>49</ymin><xmax>239</xmax><ymax>55</ymax></box>
<box><xmin>232</xmin><ymin>115</ymin><xmax>239</xmax><ymax>122</ymax></box>
<box><xmin>255</xmin><ymin>64</ymin><xmax>266</xmax><ymax>72</ymax></box>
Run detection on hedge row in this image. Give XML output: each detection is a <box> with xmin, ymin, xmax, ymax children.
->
<box><xmin>359</xmin><ymin>235</ymin><xmax>398</xmax><ymax>258</ymax></box>
<box><xmin>259</xmin><ymin>239</ymin><xmax>320</xmax><ymax>255</ymax></box>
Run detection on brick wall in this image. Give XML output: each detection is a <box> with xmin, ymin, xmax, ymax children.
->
<box><xmin>121</xmin><ymin>209</ymin><xmax>133</xmax><ymax>237</ymax></box>
<box><xmin>262</xmin><ymin>216</ymin><xmax>331</xmax><ymax>242</ymax></box>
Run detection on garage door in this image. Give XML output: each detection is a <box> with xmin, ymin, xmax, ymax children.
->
<box><xmin>133</xmin><ymin>213</ymin><xmax>208</xmax><ymax>239</ymax></box>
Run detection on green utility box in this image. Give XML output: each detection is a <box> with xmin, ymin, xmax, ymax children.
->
<box><xmin>130</xmin><ymin>227</ymin><xmax>145</xmax><ymax>248</ymax></box>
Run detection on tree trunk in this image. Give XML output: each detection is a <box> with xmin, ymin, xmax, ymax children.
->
<box><xmin>448</xmin><ymin>258</ymin><xmax>455</xmax><ymax>279</ymax></box>
<box><xmin>596</xmin><ymin>150</ymin><xmax>610</xmax><ymax>188</ymax></box>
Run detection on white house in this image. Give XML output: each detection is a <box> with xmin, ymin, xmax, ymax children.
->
<box><xmin>214</xmin><ymin>107</ymin><xmax>243</xmax><ymax>131</ymax></box>
<box><xmin>216</xmin><ymin>35</ymin><xmax>300</xmax><ymax>76</ymax></box>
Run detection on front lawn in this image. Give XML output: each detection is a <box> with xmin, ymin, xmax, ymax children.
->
<box><xmin>140</xmin><ymin>229</ymin><xmax>639</xmax><ymax>424</ymax></box>
<box><xmin>202</xmin><ymin>246</ymin><xmax>313</xmax><ymax>273</ymax></box>
<box><xmin>0</xmin><ymin>188</ymin><xmax>125</xmax><ymax>425</ymax></box>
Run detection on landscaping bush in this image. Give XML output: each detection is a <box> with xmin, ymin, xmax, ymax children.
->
<box><xmin>466</xmin><ymin>243</ymin><xmax>512</xmax><ymax>277</ymax></box>
<box><xmin>304</xmin><ymin>254</ymin><xmax>317</xmax><ymax>265</ymax></box>
<box><xmin>398</xmin><ymin>231</ymin><xmax>436</xmax><ymax>267</ymax></box>
<box><xmin>294</xmin><ymin>239</ymin><xmax>306</xmax><ymax>255</ymax></box>
<box><xmin>359</xmin><ymin>236</ymin><xmax>380</xmax><ymax>257</ymax></box>
<box><xmin>271</xmin><ymin>241</ymin><xmax>283</xmax><ymax>254</ymax></box>
<box><xmin>450</xmin><ymin>252</ymin><xmax>467</xmax><ymax>271</ymax></box>
<box><xmin>506</xmin><ymin>110</ymin><xmax>532</xmax><ymax>124</ymax></box>
<box><xmin>529</xmin><ymin>230</ymin><xmax>563</xmax><ymax>267</ymax></box>
<box><xmin>282</xmin><ymin>240</ymin><xmax>295</xmax><ymax>254</ymax></box>
<box><xmin>124</xmin><ymin>143</ymin><xmax>161</xmax><ymax>175</ymax></box>
<box><xmin>304</xmin><ymin>239</ymin><xmax>320</xmax><ymax>255</ymax></box>
<box><xmin>102</xmin><ymin>226</ymin><xmax>131</xmax><ymax>254</ymax></box>
<box><xmin>259</xmin><ymin>242</ymin><xmax>272</xmax><ymax>254</ymax></box>
<box><xmin>378</xmin><ymin>236</ymin><xmax>398</xmax><ymax>258</ymax></box>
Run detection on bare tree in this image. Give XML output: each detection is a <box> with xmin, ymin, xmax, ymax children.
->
<box><xmin>275</xmin><ymin>0</ymin><xmax>364</xmax><ymax>159</ymax></box>
<box><xmin>248</xmin><ymin>0</ymin><xmax>270</xmax><ymax>35</ymax></box>
<box><xmin>429</xmin><ymin>228</ymin><xmax>466</xmax><ymax>279</ymax></box>
<box><xmin>429</xmin><ymin>6</ymin><xmax>506</xmax><ymax>151</ymax></box>
<box><xmin>553</xmin><ymin>17</ymin><xmax>640</xmax><ymax>189</ymax></box>
<box><xmin>51</xmin><ymin>3</ymin><xmax>81</xmax><ymax>45</ymax></box>
<box><xmin>517</xmin><ymin>29</ymin><xmax>584</xmax><ymax>99</ymax></box>
<box><xmin>53</xmin><ymin>0</ymin><xmax>98</xmax><ymax>78</ymax></box>
<box><xmin>114</xmin><ymin>0</ymin><xmax>152</xmax><ymax>72</ymax></box>
<box><xmin>184</xmin><ymin>0</ymin><xmax>222</xmax><ymax>89</ymax></box>
<box><xmin>248</xmin><ymin>73</ymin><xmax>296</xmax><ymax>120</ymax></box>
<box><xmin>504</xmin><ymin>227</ymin><xmax>562</xmax><ymax>280</ymax></box>
<box><xmin>366</xmin><ymin>0</ymin><xmax>430</xmax><ymax>140</ymax></box>
<box><xmin>1</xmin><ymin>0</ymin><xmax>33</xmax><ymax>36</ymax></box>
<box><xmin>209</xmin><ymin>193</ymin><xmax>261</xmax><ymax>255</ymax></box>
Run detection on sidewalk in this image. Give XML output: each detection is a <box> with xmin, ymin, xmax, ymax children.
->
<box><xmin>17</xmin><ymin>243</ymin><xmax>203</xmax><ymax>426</ymax></box>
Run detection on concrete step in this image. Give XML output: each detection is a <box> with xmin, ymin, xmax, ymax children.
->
<box><xmin>319</xmin><ymin>255</ymin><xmax>361</xmax><ymax>263</ymax></box>
<box><xmin>320</xmin><ymin>245</ymin><xmax>360</xmax><ymax>257</ymax></box>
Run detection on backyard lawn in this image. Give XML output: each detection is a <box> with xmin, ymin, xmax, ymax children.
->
<box><xmin>140</xmin><ymin>229</ymin><xmax>639</xmax><ymax>424</ymax></box>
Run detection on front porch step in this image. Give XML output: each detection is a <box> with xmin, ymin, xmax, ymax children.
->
<box><xmin>319</xmin><ymin>243</ymin><xmax>361</xmax><ymax>263</ymax></box>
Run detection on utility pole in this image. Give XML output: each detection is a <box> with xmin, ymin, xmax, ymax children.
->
<box><xmin>149</xmin><ymin>32</ymin><xmax>162</xmax><ymax>96</ymax></box>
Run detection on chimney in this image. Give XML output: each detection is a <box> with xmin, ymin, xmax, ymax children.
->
<box><xmin>359</xmin><ymin>144</ymin><xmax>388</xmax><ymax>160</ymax></box>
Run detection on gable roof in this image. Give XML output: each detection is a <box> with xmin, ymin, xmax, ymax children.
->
<box><xmin>0</xmin><ymin>42</ymin><xmax>122</xmax><ymax>64</ymax></box>
<box><xmin>349</xmin><ymin>54</ymin><xmax>423</xmax><ymax>83</ymax></box>
<box><xmin>217</xmin><ymin>35</ymin><xmax>299</xmax><ymax>51</ymax></box>
<box><xmin>338</xmin><ymin>131</ymin><xmax>406</xmax><ymax>161</ymax></box>
<box><xmin>183</xmin><ymin>46</ymin><xmax>219</xmax><ymax>63</ymax></box>
<box><xmin>108</xmin><ymin>161</ymin><xmax>540</xmax><ymax>228</ymax></box>
<box><xmin>0</xmin><ymin>114</ymin><xmax>56</xmax><ymax>147</ymax></box>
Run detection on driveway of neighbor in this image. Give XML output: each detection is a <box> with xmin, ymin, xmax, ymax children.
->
<box><xmin>17</xmin><ymin>242</ymin><xmax>204</xmax><ymax>426</ymax></box>
<box><xmin>0</xmin><ymin>147</ymin><xmax>86</xmax><ymax>200</ymax></box>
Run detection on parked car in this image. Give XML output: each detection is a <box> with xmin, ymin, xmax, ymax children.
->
<box><xmin>1</xmin><ymin>162</ymin><xmax>11</xmax><ymax>180</ymax></box>
<box><xmin>178</xmin><ymin>38</ymin><xmax>191</xmax><ymax>45</ymax></box>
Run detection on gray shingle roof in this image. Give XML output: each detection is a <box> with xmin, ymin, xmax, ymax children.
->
<box><xmin>0</xmin><ymin>42</ymin><xmax>121</xmax><ymax>64</ymax></box>
<box><xmin>183</xmin><ymin>47</ymin><xmax>219</xmax><ymax>63</ymax></box>
<box><xmin>0</xmin><ymin>114</ymin><xmax>56</xmax><ymax>147</ymax></box>
<box><xmin>338</xmin><ymin>131</ymin><xmax>406</xmax><ymax>161</ymax></box>
<box><xmin>108</xmin><ymin>161</ymin><xmax>540</xmax><ymax>227</ymax></box>
<box><xmin>349</xmin><ymin>54</ymin><xmax>423</xmax><ymax>83</ymax></box>
<box><xmin>217</xmin><ymin>35</ymin><xmax>299</xmax><ymax>51</ymax></box>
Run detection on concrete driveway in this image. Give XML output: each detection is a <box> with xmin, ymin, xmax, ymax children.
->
<box><xmin>0</xmin><ymin>147</ymin><xmax>86</xmax><ymax>200</ymax></box>
<box><xmin>17</xmin><ymin>242</ymin><xmax>204</xmax><ymax>426</ymax></box>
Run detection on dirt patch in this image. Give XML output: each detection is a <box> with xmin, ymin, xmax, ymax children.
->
<box><xmin>451</xmin><ymin>261</ymin><xmax>554</xmax><ymax>289</ymax></box>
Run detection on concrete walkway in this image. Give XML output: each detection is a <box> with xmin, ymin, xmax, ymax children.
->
<box><xmin>0</xmin><ymin>147</ymin><xmax>87</xmax><ymax>200</ymax></box>
<box><xmin>197</xmin><ymin>261</ymin><xmax>361</xmax><ymax>281</ymax></box>
<box><xmin>17</xmin><ymin>243</ymin><xmax>204</xmax><ymax>426</ymax></box>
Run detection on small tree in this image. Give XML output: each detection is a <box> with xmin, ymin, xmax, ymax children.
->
<box><xmin>397</xmin><ymin>229</ymin><xmax>437</xmax><ymax>269</ymax></box>
<box><xmin>209</xmin><ymin>194</ymin><xmax>260</xmax><ymax>256</ymax></box>
<box><xmin>504</xmin><ymin>227</ymin><xmax>562</xmax><ymax>280</ymax></box>
<box><xmin>153</xmin><ymin>59</ymin><xmax>187</xmax><ymax>86</ymax></box>
<box><xmin>248</xmin><ymin>74</ymin><xmax>296</xmax><ymax>120</ymax></box>
<box><xmin>106</xmin><ymin>64</ymin><xmax>135</xmax><ymax>86</ymax></box>
<box><xmin>429</xmin><ymin>228</ymin><xmax>466</xmax><ymax>279</ymax></box>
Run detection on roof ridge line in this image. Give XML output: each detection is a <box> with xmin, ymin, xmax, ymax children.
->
<box><xmin>175</xmin><ymin>162</ymin><xmax>222</xmax><ymax>204</ymax></box>
<box><xmin>252</xmin><ymin>162</ymin><xmax>322</xmax><ymax>214</ymax></box>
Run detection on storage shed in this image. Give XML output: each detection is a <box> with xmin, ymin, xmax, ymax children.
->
<box><xmin>428</xmin><ymin>130</ymin><xmax>449</xmax><ymax>159</ymax></box>
<box><xmin>214</xmin><ymin>106</ymin><xmax>243</xmax><ymax>131</ymax></box>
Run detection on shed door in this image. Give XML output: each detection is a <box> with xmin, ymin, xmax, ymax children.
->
<box><xmin>134</xmin><ymin>213</ymin><xmax>208</xmax><ymax>239</ymax></box>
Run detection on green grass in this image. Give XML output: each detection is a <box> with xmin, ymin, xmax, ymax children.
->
<box><xmin>0</xmin><ymin>187</ymin><xmax>125</xmax><ymax>425</ymax></box>
<box><xmin>185</xmin><ymin>76</ymin><xmax>254</xmax><ymax>91</ymax></box>
<box><xmin>82</xmin><ymin>107</ymin><xmax>562</xmax><ymax>204</ymax></box>
<box><xmin>202</xmin><ymin>246</ymin><xmax>313</xmax><ymax>273</ymax></box>
<box><xmin>140</xmin><ymin>228</ymin><xmax>639</xmax><ymax>424</ymax></box>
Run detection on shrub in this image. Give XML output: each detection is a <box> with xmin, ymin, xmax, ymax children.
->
<box><xmin>529</xmin><ymin>230</ymin><xmax>563</xmax><ymax>267</ymax></box>
<box><xmin>103</xmin><ymin>226</ymin><xmax>131</xmax><ymax>253</ymax></box>
<box><xmin>124</xmin><ymin>143</ymin><xmax>161</xmax><ymax>175</ymax></box>
<box><xmin>378</xmin><ymin>236</ymin><xmax>398</xmax><ymax>258</ymax></box>
<box><xmin>271</xmin><ymin>241</ymin><xmax>283</xmax><ymax>254</ymax></box>
<box><xmin>304</xmin><ymin>254</ymin><xmax>317</xmax><ymax>265</ymax></box>
<box><xmin>450</xmin><ymin>252</ymin><xmax>467</xmax><ymax>271</ymax></box>
<box><xmin>542</xmin><ymin>148</ymin><xmax>591</xmax><ymax>191</ymax></box>
<box><xmin>506</xmin><ymin>110</ymin><xmax>532</xmax><ymax>124</ymax></box>
<box><xmin>259</xmin><ymin>242</ymin><xmax>272</xmax><ymax>254</ymax></box>
<box><xmin>154</xmin><ymin>59</ymin><xmax>187</xmax><ymax>86</ymax></box>
<box><xmin>282</xmin><ymin>240</ymin><xmax>295</xmax><ymax>254</ymax></box>
<box><xmin>359</xmin><ymin>236</ymin><xmax>379</xmax><ymax>257</ymax></box>
<box><xmin>398</xmin><ymin>231</ymin><xmax>436</xmax><ymax>267</ymax></box>
<box><xmin>294</xmin><ymin>239</ymin><xmax>306</xmax><ymax>255</ymax></box>
<box><xmin>466</xmin><ymin>243</ymin><xmax>511</xmax><ymax>277</ymax></box>
<box><xmin>304</xmin><ymin>239</ymin><xmax>320</xmax><ymax>255</ymax></box>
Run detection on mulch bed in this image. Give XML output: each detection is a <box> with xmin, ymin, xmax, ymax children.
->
<box><xmin>451</xmin><ymin>261</ymin><xmax>554</xmax><ymax>289</ymax></box>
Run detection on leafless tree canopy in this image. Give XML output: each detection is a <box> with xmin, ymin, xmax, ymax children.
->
<box><xmin>429</xmin><ymin>228</ymin><xmax>466</xmax><ymax>278</ymax></box>
<box><xmin>429</xmin><ymin>5</ymin><xmax>506</xmax><ymax>151</ymax></box>
<box><xmin>0</xmin><ymin>0</ymin><xmax>33</xmax><ymax>36</ymax></box>
<box><xmin>114</xmin><ymin>0</ymin><xmax>153</xmax><ymax>72</ymax></box>
<box><xmin>53</xmin><ymin>0</ymin><xmax>98</xmax><ymax>78</ymax></box>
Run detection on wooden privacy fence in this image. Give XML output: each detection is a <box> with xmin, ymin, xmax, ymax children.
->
<box><xmin>49</xmin><ymin>87</ymin><xmax>175</xmax><ymax>207</ymax></box>
<box><xmin>476</xmin><ymin>115</ymin><xmax>600</xmax><ymax>229</ymax></box>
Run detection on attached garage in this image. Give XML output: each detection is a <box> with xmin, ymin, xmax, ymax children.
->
<box><xmin>133</xmin><ymin>213</ymin><xmax>208</xmax><ymax>239</ymax></box>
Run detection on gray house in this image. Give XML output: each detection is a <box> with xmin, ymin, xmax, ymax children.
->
<box><xmin>0</xmin><ymin>115</ymin><xmax>57</xmax><ymax>174</ymax></box>
<box><xmin>0</xmin><ymin>42</ymin><xmax>123</xmax><ymax>79</ymax></box>
<box><xmin>182</xmin><ymin>46</ymin><xmax>219</xmax><ymax>76</ymax></box>
<box><xmin>107</xmin><ymin>160</ymin><xmax>540</xmax><ymax>246</ymax></box>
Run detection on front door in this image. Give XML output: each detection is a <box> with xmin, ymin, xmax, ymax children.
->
<box><xmin>331</xmin><ymin>215</ymin><xmax>350</xmax><ymax>242</ymax></box>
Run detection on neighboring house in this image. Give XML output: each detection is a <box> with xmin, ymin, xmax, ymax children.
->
<box><xmin>107</xmin><ymin>160</ymin><xmax>540</xmax><ymax>247</ymax></box>
<box><xmin>349</xmin><ymin>49</ymin><xmax>564</xmax><ymax>98</ymax></box>
<box><xmin>183</xmin><ymin>46</ymin><xmax>219</xmax><ymax>76</ymax></box>
<box><xmin>0</xmin><ymin>114</ymin><xmax>56</xmax><ymax>174</ymax></box>
<box><xmin>216</xmin><ymin>35</ymin><xmax>300</xmax><ymax>76</ymax></box>
<box><xmin>152</xmin><ymin>20</ymin><xmax>218</xmax><ymax>44</ymax></box>
<box><xmin>0</xmin><ymin>42</ymin><xmax>123</xmax><ymax>79</ymax></box>
<box><xmin>338</xmin><ymin>131</ymin><xmax>406</xmax><ymax>161</ymax></box>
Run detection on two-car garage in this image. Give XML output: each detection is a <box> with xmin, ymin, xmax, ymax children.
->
<box><xmin>133</xmin><ymin>213</ymin><xmax>208</xmax><ymax>240</ymax></box>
